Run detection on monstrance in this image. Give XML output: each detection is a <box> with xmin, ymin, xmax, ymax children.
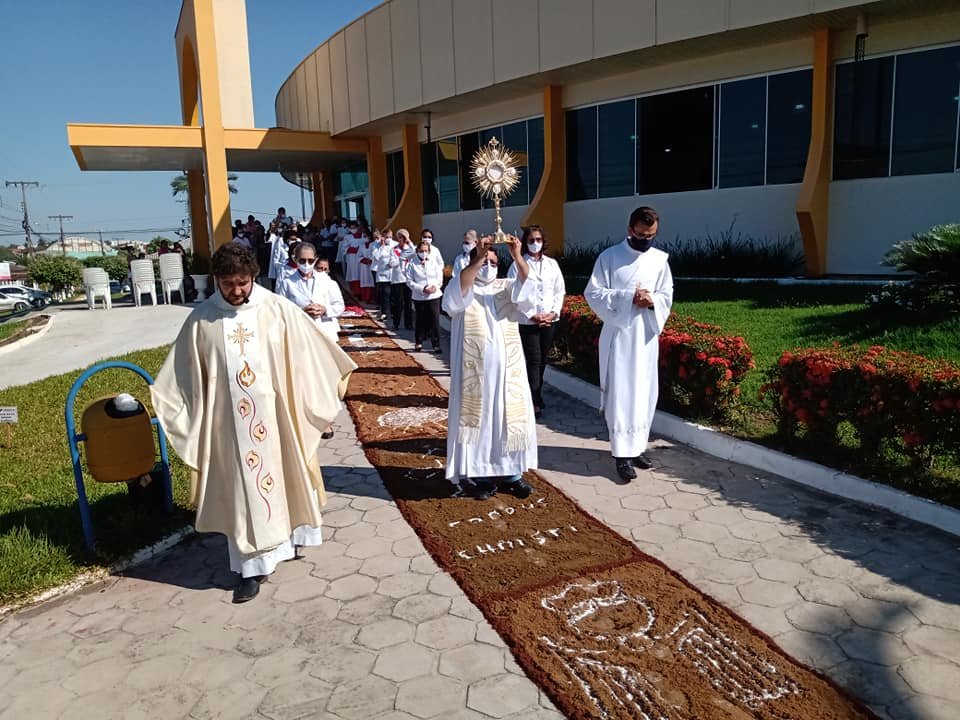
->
<box><xmin>470</xmin><ymin>137</ymin><xmax>521</xmax><ymax>243</ymax></box>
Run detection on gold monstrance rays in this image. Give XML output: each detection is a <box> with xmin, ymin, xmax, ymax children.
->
<box><xmin>470</xmin><ymin>137</ymin><xmax>521</xmax><ymax>243</ymax></box>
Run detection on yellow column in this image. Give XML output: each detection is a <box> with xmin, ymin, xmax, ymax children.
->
<box><xmin>796</xmin><ymin>29</ymin><xmax>834</xmax><ymax>277</ymax></box>
<box><xmin>367</xmin><ymin>136</ymin><xmax>389</xmax><ymax>229</ymax></box>
<box><xmin>384</xmin><ymin>125</ymin><xmax>424</xmax><ymax>238</ymax></box>
<box><xmin>522</xmin><ymin>85</ymin><xmax>566</xmax><ymax>256</ymax></box>
<box><xmin>187</xmin><ymin>169</ymin><xmax>212</xmax><ymax>271</ymax></box>
<box><xmin>193</xmin><ymin>0</ymin><xmax>234</xmax><ymax>250</ymax></box>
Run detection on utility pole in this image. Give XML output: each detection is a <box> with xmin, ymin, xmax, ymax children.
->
<box><xmin>4</xmin><ymin>180</ymin><xmax>39</xmax><ymax>254</ymax></box>
<box><xmin>48</xmin><ymin>214</ymin><xmax>73</xmax><ymax>256</ymax></box>
<box><xmin>98</xmin><ymin>230</ymin><xmax>106</xmax><ymax>256</ymax></box>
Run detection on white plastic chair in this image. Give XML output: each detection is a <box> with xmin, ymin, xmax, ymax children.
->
<box><xmin>129</xmin><ymin>259</ymin><xmax>157</xmax><ymax>307</ymax></box>
<box><xmin>82</xmin><ymin>268</ymin><xmax>112</xmax><ymax>310</ymax></box>
<box><xmin>159</xmin><ymin>255</ymin><xmax>185</xmax><ymax>304</ymax></box>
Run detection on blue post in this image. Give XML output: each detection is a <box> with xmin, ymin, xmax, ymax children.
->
<box><xmin>65</xmin><ymin>361</ymin><xmax>173</xmax><ymax>552</ymax></box>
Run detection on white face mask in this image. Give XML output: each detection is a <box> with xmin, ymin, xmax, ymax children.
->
<box><xmin>298</xmin><ymin>260</ymin><xmax>315</xmax><ymax>274</ymax></box>
<box><xmin>462</xmin><ymin>243</ymin><xmax>475</xmax><ymax>254</ymax></box>
<box><xmin>477</xmin><ymin>264</ymin><xmax>498</xmax><ymax>284</ymax></box>
<box><xmin>422</xmin><ymin>236</ymin><xmax>433</xmax><ymax>245</ymax></box>
<box><xmin>418</xmin><ymin>252</ymin><xmax>429</xmax><ymax>261</ymax></box>
<box><xmin>527</xmin><ymin>241</ymin><xmax>543</xmax><ymax>255</ymax></box>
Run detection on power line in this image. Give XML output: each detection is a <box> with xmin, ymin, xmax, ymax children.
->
<box><xmin>48</xmin><ymin>214</ymin><xmax>74</xmax><ymax>256</ymax></box>
<box><xmin>0</xmin><ymin>226</ymin><xmax>182</xmax><ymax>238</ymax></box>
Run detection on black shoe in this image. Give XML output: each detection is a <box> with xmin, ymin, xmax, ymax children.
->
<box><xmin>321</xmin><ymin>430</ymin><xmax>334</xmax><ymax>440</ymax></box>
<box><xmin>470</xmin><ymin>479</ymin><xmax>498</xmax><ymax>500</ymax></box>
<box><xmin>633</xmin><ymin>453</ymin><xmax>653</xmax><ymax>470</ymax></box>
<box><xmin>499</xmin><ymin>475</ymin><xmax>533</xmax><ymax>499</ymax></box>
<box><xmin>615</xmin><ymin>458</ymin><xmax>636</xmax><ymax>482</ymax></box>
<box><xmin>233</xmin><ymin>574</ymin><xmax>266</xmax><ymax>603</ymax></box>
<box><xmin>433</xmin><ymin>346</ymin><xmax>442</xmax><ymax>354</ymax></box>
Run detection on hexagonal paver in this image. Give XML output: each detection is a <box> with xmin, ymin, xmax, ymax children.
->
<box><xmin>323</xmin><ymin>508</ymin><xmax>363</xmax><ymax>528</ymax></box>
<box><xmin>364</xmin><ymin>505</ymin><xmax>403</xmax><ymax>524</ymax></box>
<box><xmin>373</xmin><ymin>642</ymin><xmax>438</xmax><ymax>682</ymax></box>
<box><xmin>785</xmin><ymin>602</ymin><xmax>852</xmax><ymax>636</ymax></box>
<box><xmin>394</xmin><ymin>537</ymin><xmax>428</xmax><ymax>557</ymax></box>
<box><xmin>649</xmin><ymin>508</ymin><xmax>695</xmax><ymax>526</ymax></box>
<box><xmin>775</xmin><ymin>629</ymin><xmax>847</xmax><ymax>669</ymax></box>
<box><xmin>273</xmin><ymin>576</ymin><xmax>328</xmax><ymax>603</ymax></box>
<box><xmin>836</xmin><ymin>627</ymin><xmax>913</xmax><ymax>665</ymax></box>
<box><xmin>325</xmin><ymin>574</ymin><xmax>377</xmax><ymax>601</ymax></box>
<box><xmin>663</xmin><ymin>491</ymin><xmax>710</xmax><ymax>510</ymax></box>
<box><xmin>326</xmin><ymin>676</ymin><xmax>397</xmax><ymax>719</ymax></box>
<box><xmin>259</xmin><ymin>677</ymin><xmax>335</xmax><ymax>720</ymax></box>
<box><xmin>620</xmin><ymin>494</ymin><xmax>667</xmax><ymax>511</ymax></box>
<box><xmin>376</xmin><ymin>518</ymin><xmax>415</xmax><ymax>540</ymax></box>
<box><xmin>236</xmin><ymin>622</ymin><xmax>299</xmax><ymax>658</ymax></box>
<box><xmin>307</xmin><ymin>645</ymin><xmax>376</xmax><ymax>684</ymax></box>
<box><xmin>714</xmin><ymin>538</ymin><xmax>767</xmax><ymax>562</ymax></box>
<box><xmin>333</xmin><ymin>521</ymin><xmax>379</xmax><ymax>543</ymax></box>
<box><xmin>359</xmin><ymin>553</ymin><xmax>412</xmax><ymax>578</ymax></box>
<box><xmin>393</xmin><ymin>594</ymin><xmax>453</xmax><ymax>624</ymax></box>
<box><xmin>846</xmin><ymin>597</ymin><xmax>920</xmax><ymax>634</ymax></box>
<box><xmin>728</xmin><ymin>520</ymin><xmax>782</xmax><ymax>543</ymax></box>
<box><xmin>295</xmin><ymin>619</ymin><xmax>359</xmax><ymax>652</ymax></box>
<box><xmin>902</xmin><ymin>625</ymin><xmax>960</xmax><ymax>660</ymax></box>
<box><xmin>416</xmin><ymin>616</ymin><xmax>477</xmax><ymax>650</ymax></box>
<box><xmin>699</xmin><ymin>557</ymin><xmax>755</xmax><ymax>586</ymax></box>
<box><xmin>357</xmin><ymin>618</ymin><xmax>415</xmax><ymax>650</ymax></box>
<box><xmin>311</xmin><ymin>554</ymin><xmax>363</xmax><ymax>580</ymax></box>
<box><xmin>679</xmin><ymin>521</ymin><xmax>729</xmax><ymax>543</ymax></box>
<box><xmin>796</xmin><ymin>578</ymin><xmax>859</xmax><ymax>607</ymax></box>
<box><xmin>247</xmin><ymin>647</ymin><xmax>313</xmax><ymax>686</ymax></box>
<box><xmin>182</xmin><ymin>653</ymin><xmax>255</xmax><ymax>690</ymax></box>
<box><xmin>439</xmin><ymin>644</ymin><xmax>505</xmax><ymax>683</ymax></box>
<box><xmin>397</xmin><ymin>676</ymin><xmax>468</xmax><ymax>719</ymax></box>
<box><xmin>468</xmin><ymin>674</ymin><xmax>541</xmax><ymax>718</ymax></box>
<box><xmin>630</xmin><ymin>523</ymin><xmax>680</xmax><ymax>546</ymax></box>
<box><xmin>427</xmin><ymin>573</ymin><xmax>462</xmax><ymax>597</ymax></box>
<box><xmin>737</xmin><ymin>579</ymin><xmax>801</xmax><ymax>608</ymax></box>
<box><xmin>754</xmin><ymin>558</ymin><xmax>807</xmax><ymax>585</ymax></box>
<box><xmin>338</xmin><ymin>592</ymin><xmax>397</xmax><ymax>625</ymax></box>
<box><xmin>345</xmin><ymin>537</ymin><xmax>395</xmax><ymax>560</ymax></box>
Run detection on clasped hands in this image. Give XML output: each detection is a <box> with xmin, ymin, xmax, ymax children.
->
<box><xmin>305</xmin><ymin>303</ymin><xmax>326</xmax><ymax>318</ymax></box>
<box><xmin>633</xmin><ymin>287</ymin><xmax>654</xmax><ymax>308</ymax></box>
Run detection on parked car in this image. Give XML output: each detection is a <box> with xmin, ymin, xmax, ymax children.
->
<box><xmin>109</xmin><ymin>280</ymin><xmax>131</xmax><ymax>295</ymax></box>
<box><xmin>0</xmin><ymin>291</ymin><xmax>30</xmax><ymax>313</ymax></box>
<box><xmin>0</xmin><ymin>284</ymin><xmax>51</xmax><ymax>308</ymax></box>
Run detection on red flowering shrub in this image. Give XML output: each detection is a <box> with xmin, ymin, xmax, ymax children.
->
<box><xmin>762</xmin><ymin>345</ymin><xmax>960</xmax><ymax>464</ymax></box>
<box><xmin>557</xmin><ymin>296</ymin><xmax>754</xmax><ymax>417</ymax></box>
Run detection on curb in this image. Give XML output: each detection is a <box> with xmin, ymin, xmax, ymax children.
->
<box><xmin>0</xmin><ymin>314</ymin><xmax>55</xmax><ymax>356</ymax></box>
<box><xmin>544</xmin><ymin>365</ymin><xmax>960</xmax><ymax>538</ymax></box>
<box><xmin>0</xmin><ymin>525</ymin><xmax>195</xmax><ymax>617</ymax></box>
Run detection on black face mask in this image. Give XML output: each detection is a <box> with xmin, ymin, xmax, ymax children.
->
<box><xmin>628</xmin><ymin>235</ymin><xmax>654</xmax><ymax>253</ymax></box>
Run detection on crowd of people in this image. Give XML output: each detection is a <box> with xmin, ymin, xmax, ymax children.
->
<box><xmin>151</xmin><ymin>204</ymin><xmax>673</xmax><ymax>601</ymax></box>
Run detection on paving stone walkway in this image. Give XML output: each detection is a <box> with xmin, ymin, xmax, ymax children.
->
<box><xmin>1</xmin><ymin>319</ymin><xmax>958</xmax><ymax>720</ymax></box>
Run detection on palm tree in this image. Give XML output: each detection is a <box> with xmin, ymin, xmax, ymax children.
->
<box><xmin>170</xmin><ymin>173</ymin><xmax>238</xmax><ymax>198</ymax></box>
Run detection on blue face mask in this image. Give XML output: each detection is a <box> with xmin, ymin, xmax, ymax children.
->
<box><xmin>628</xmin><ymin>233</ymin><xmax>656</xmax><ymax>253</ymax></box>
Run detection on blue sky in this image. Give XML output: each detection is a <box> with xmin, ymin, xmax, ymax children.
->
<box><xmin>0</xmin><ymin>0</ymin><xmax>381</xmax><ymax>246</ymax></box>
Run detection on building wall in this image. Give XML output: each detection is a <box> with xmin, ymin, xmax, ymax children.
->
<box><xmin>564</xmin><ymin>185</ymin><xmax>803</xmax><ymax>253</ymax></box>
<box><xmin>827</xmin><ymin>173</ymin><xmax>960</xmax><ymax>274</ymax></box>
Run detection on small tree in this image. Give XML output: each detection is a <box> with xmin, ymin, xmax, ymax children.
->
<box><xmin>27</xmin><ymin>255</ymin><xmax>83</xmax><ymax>292</ymax></box>
<box><xmin>83</xmin><ymin>254</ymin><xmax>129</xmax><ymax>281</ymax></box>
<box><xmin>146</xmin><ymin>236</ymin><xmax>173</xmax><ymax>254</ymax></box>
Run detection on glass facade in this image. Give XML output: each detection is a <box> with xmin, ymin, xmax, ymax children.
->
<box><xmin>718</xmin><ymin>78</ymin><xmax>766</xmax><ymax>188</ymax></box>
<box><xmin>639</xmin><ymin>86</ymin><xmax>714</xmax><ymax>195</ymax></box>
<box><xmin>833</xmin><ymin>57</ymin><xmax>895</xmax><ymax>180</ymax></box>
<box><xmin>566</xmin><ymin>107</ymin><xmax>598</xmax><ymax>201</ymax></box>
<box><xmin>598</xmin><ymin>100</ymin><xmax>636</xmax><ymax>198</ymax></box>
<box><xmin>766</xmin><ymin>70</ymin><xmax>813</xmax><ymax>184</ymax></box>
<box><xmin>385</xmin><ymin>150</ymin><xmax>405</xmax><ymax>217</ymax></box>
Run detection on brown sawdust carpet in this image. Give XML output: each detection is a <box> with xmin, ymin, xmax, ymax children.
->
<box><xmin>337</xmin><ymin>313</ymin><xmax>878</xmax><ymax>720</ymax></box>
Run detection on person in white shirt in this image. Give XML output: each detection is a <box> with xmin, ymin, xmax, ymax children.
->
<box><xmin>371</xmin><ymin>229</ymin><xmax>397</xmax><ymax>321</ymax></box>
<box><xmin>390</xmin><ymin>230</ymin><xmax>415</xmax><ymax>330</ymax></box>
<box><xmin>405</xmin><ymin>240</ymin><xmax>443</xmax><ymax>352</ymax></box>
<box><xmin>507</xmin><ymin>225</ymin><xmax>566</xmax><ymax>419</ymax></box>
<box><xmin>420</xmin><ymin>228</ymin><xmax>444</xmax><ymax>273</ymax></box>
<box><xmin>584</xmin><ymin>206</ymin><xmax>673</xmax><ymax>482</ymax></box>
<box><xmin>267</xmin><ymin>225</ymin><xmax>292</xmax><ymax>291</ymax></box>
<box><xmin>277</xmin><ymin>244</ymin><xmax>346</xmax><ymax>439</ymax></box>
<box><xmin>453</xmin><ymin>230</ymin><xmax>478</xmax><ymax>276</ymax></box>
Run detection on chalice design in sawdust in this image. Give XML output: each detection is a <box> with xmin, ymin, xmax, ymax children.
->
<box><xmin>539</xmin><ymin>580</ymin><xmax>802</xmax><ymax>719</ymax></box>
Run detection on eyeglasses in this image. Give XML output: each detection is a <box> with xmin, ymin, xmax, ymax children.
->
<box><xmin>298</xmin><ymin>258</ymin><xmax>316</xmax><ymax>265</ymax></box>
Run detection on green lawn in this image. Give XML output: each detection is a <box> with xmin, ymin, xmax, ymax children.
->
<box><xmin>0</xmin><ymin>346</ymin><xmax>191</xmax><ymax>605</ymax></box>
<box><xmin>0</xmin><ymin>320</ymin><xmax>27</xmax><ymax>343</ymax></box>
<box><xmin>672</xmin><ymin>281</ymin><xmax>960</xmax><ymax>400</ymax></box>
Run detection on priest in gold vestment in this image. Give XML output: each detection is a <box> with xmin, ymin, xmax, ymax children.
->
<box><xmin>151</xmin><ymin>244</ymin><xmax>356</xmax><ymax>602</ymax></box>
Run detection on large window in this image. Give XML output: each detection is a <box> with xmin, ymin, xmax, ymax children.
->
<box><xmin>385</xmin><ymin>150</ymin><xmax>405</xmax><ymax>216</ymax></box>
<box><xmin>334</xmin><ymin>160</ymin><xmax>368</xmax><ymax>197</ymax></box>
<box><xmin>566</xmin><ymin>107</ymin><xmax>598</xmax><ymax>201</ymax></box>
<box><xmin>457</xmin><ymin>133</ymin><xmax>482</xmax><ymax>211</ymax></box>
<box><xmin>891</xmin><ymin>46</ymin><xmax>960</xmax><ymax>176</ymax></box>
<box><xmin>718</xmin><ymin>78</ymin><xmax>766</xmax><ymax>188</ymax></box>
<box><xmin>766</xmin><ymin>70</ymin><xmax>813</xmax><ymax>184</ymax></box>
<box><xmin>598</xmin><ymin>100</ymin><xmax>636</xmax><ymax>197</ymax></box>
<box><xmin>638</xmin><ymin>87</ymin><xmax>714</xmax><ymax>195</ymax></box>
<box><xmin>833</xmin><ymin>56</ymin><xmax>895</xmax><ymax>179</ymax></box>
<box><xmin>421</xmin><ymin>141</ymin><xmax>439</xmax><ymax>215</ymax></box>
<box><xmin>527</xmin><ymin>117</ymin><xmax>545</xmax><ymax>202</ymax></box>
<box><xmin>502</xmin><ymin>121</ymin><xmax>529</xmax><ymax>207</ymax></box>
<box><xmin>437</xmin><ymin>140</ymin><xmax>460</xmax><ymax>212</ymax></box>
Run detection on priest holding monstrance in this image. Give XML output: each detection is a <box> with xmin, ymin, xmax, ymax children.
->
<box><xmin>442</xmin><ymin>138</ymin><xmax>537</xmax><ymax>501</ymax></box>
<box><xmin>151</xmin><ymin>244</ymin><xmax>357</xmax><ymax>602</ymax></box>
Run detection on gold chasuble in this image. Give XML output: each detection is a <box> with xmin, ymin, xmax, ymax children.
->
<box><xmin>151</xmin><ymin>285</ymin><xmax>356</xmax><ymax>554</ymax></box>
